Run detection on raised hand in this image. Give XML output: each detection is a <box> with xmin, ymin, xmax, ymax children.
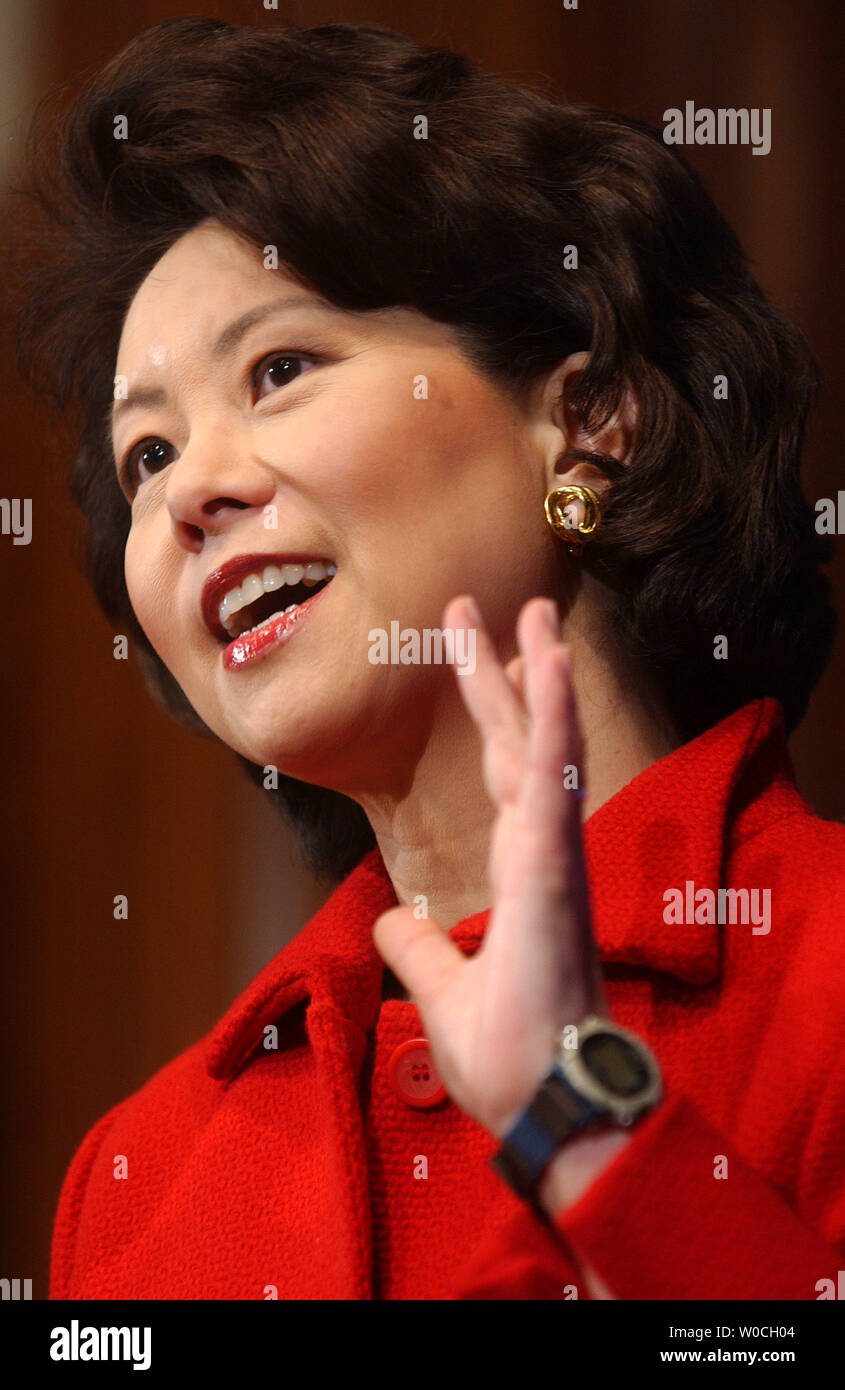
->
<box><xmin>372</xmin><ymin>594</ymin><xmax>608</xmax><ymax>1143</ymax></box>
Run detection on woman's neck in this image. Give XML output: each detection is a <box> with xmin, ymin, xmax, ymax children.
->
<box><xmin>356</xmin><ymin>610</ymin><xmax>680</xmax><ymax>932</ymax></box>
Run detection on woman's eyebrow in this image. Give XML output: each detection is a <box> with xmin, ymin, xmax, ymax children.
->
<box><xmin>210</xmin><ymin>292</ymin><xmax>335</xmax><ymax>360</ymax></box>
<box><xmin>110</xmin><ymin>292</ymin><xmax>338</xmax><ymax>436</ymax></box>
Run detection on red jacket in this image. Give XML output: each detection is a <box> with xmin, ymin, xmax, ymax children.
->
<box><xmin>50</xmin><ymin>698</ymin><xmax>845</xmax><ymax>1299</ymax></box>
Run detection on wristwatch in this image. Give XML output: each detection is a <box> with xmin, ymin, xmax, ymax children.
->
<box><xmin>491</xmin><ymin>1015</ymin><xmax>663</xmax><ymax>1203</ymax></box>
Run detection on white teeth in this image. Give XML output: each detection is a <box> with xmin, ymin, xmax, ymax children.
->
<box><xmin>218</xmin><ymin>585</ymin><xmax>242</xmax><ymax>625</ymax></box>
<box><xmin>216</xmin><ymin>559</ymin><xmax>335</xmax><ymax>637</ymax></box>
<box><xmin>236</xmin><ymin>603</ymin><xmax>300</xmax><ymax>639</ymax></box>
<box><xmin>262</xmin><ymin>565</ymin><xmax>284</xmax><ymax>591</ymax></box>
<box><xmin>240</xmin><ymin>573</ymin><xmax>264</xmax><ymax>606</ymax></box>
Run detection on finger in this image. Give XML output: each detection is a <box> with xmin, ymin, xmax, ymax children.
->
<box><xmin>517</xmin><ymin>641</ymin><xmax>606</xmax><ymax>1012</ymax></box>
<box><xmin>519</xmin><ymin>640</ymin><xmax>582</xmax><ymax>859</ymax></box>
<box><xmin>512</xmin><ymin>598</ymin><xmax>582</xmax><ymax>847</ymax></box>
<box><xmin>372</xmin><ymin>905</ymin><xmax>464</xmax><ymax>1014</ymax></box>
<box><xmin>443</xmin><ymin>595</ymin><xmax>525</xmax><ymax>729</ymax></box>
<box><xmin>517</xmin><ymin>599</ymin><xmax>580</xmax><ymax>806</ymax></box>
<box><xmin>443</xmin><ymin>595</ymin><xmax>528</xmax><ymax>804</ymax></box>
<box><xmin>517</xmin><ymin>596</ymin><xmax>563</xmax><ymax>718</ymax></box>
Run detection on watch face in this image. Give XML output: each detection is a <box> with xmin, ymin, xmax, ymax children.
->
<box><xmin>580</xmin><ymin>1032</ymin><xmax>650</xmax><ymax>1096</ymax></box>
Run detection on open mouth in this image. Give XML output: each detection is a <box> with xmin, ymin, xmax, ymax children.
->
<box><xmin>217</xmin><ymin>561</ymin><xmax>336</xmax><ymax>642</ymax></box>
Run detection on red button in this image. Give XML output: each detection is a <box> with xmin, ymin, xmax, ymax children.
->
<box><xmin>387</xmin><ymin>1038</ymin><xmax>447</xmax><ymax>1108</ymax></box>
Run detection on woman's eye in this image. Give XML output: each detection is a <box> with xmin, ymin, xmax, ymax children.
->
<box><xmin>121</xmin><ymin>353</ymin><xmax>317</xmax><ymax>494</ymax></box>
<box><xmin>125</xmin><ymin>438</ymin><xmax>175</xmax><ymax>491</ymax></box>
<box><xmin>252</xmin><ymin>352</ymin><xmax>314</xmax><ymax>400</ymax></box>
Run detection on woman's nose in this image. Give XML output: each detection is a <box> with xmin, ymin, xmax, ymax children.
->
<box><xmin>164</xmin><ymin>429</ymin><xmax>276</xmax><ymax>548</ymax></box>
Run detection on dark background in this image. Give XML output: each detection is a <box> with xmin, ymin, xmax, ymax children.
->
<box><xmin>1</xmin><ymin>0</ymin><xmax>842</xmax><ymax>1296</ymax></box>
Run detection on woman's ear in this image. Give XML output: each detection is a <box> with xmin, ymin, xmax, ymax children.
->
<box><xmin>533</xmin><ymin>352</ymin><xmax>639</xmax><ymax>497</ymax></box>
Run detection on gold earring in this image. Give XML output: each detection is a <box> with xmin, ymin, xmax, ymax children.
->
<box><xmin>544</xmin><ymin>485</ymin><xmax>603</xmax><ymax>556</ymax></box>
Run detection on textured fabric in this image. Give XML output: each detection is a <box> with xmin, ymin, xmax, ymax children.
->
<box><xmin>49</xmin><ymin>697</ymin><xmax>845</xmax><ymax>1300</ymax></box>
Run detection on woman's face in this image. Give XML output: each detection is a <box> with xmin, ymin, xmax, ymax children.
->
<box><xmin>114</xmin><ymin>219</ymin><xmax>561</xmax><ymax>790</ymax></box>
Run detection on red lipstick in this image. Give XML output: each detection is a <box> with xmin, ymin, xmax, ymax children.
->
<box><xmin>201</xmin><ymin>552</ymin><xmax>333</xmax><ymax>645</ymax></box>
<box><xmin>222</xmin><ymin>579</ymin><xmax>331</xmax><ymax>672</ymax></box>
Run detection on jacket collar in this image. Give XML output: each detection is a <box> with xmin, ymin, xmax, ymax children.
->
<box><xmin>206</xmin><ymin>697</ymin><xmax>803</xmax><ymax>1081</ymax></box>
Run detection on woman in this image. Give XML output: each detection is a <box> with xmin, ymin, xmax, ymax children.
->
<box><xmin>13</xmin><ymin>17</ymin><xmax>844</xmax><ymax>1300</ymax></box>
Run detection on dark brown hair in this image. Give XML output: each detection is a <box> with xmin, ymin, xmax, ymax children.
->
<box><xmin>10</xmin><ymin>17</ymin><xmax>835</xmax><ymax>879</ymax></box>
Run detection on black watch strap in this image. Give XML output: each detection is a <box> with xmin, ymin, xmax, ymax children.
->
<box><xmin>491</xmin><ymin>1063</ymin><xmax>601</xmax><ymax>1202</ymax></box>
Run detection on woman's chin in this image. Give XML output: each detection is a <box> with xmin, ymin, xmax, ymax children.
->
<box><xmin>216</xmin><ymin>712</ymin><xmax>352</xmax><ymax>784</ymax></box>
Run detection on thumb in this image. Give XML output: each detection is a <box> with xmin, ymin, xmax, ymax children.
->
<box><xmin>372</xmin><ymin>906</ymin><xmax>463</xmax><ymax>1012</ymax></box>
